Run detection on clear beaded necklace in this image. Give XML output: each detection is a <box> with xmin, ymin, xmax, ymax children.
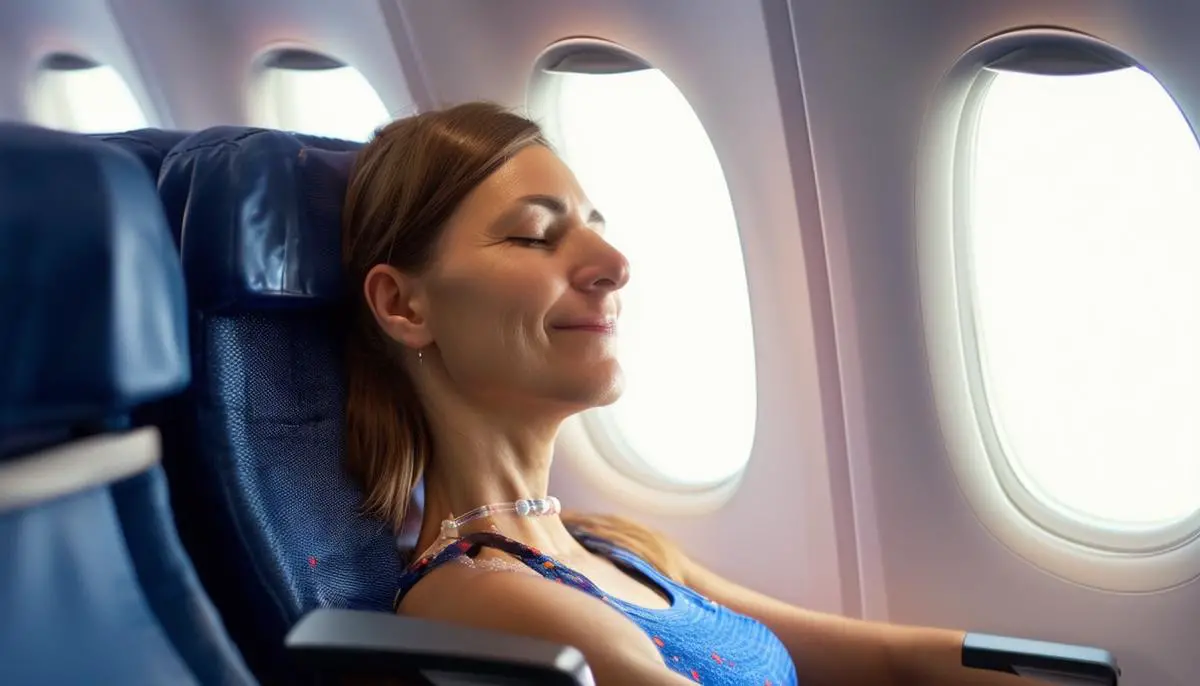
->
<box><xmin>438</xmin><ymin>496</ymin><xmax>562</xmax><ymax>539</ymax></box>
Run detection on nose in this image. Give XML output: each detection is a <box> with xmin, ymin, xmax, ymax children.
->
<box><xmin>572</xmin><ymin>234</ymin><xmax>630</xmax><ymax>294</ymax></box>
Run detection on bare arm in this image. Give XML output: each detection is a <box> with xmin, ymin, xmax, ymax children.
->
<box><xmin>398</xmin><ymin>563</ymin><xmax>695</xmax><ymax>686</ymax></box>
<box><xmin>682</xmin><ymin>556</ymin><xmax>1045</xmax><ymax>686</ymax></box>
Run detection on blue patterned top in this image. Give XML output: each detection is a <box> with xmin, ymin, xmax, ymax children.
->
<box><xmin>394</xmin><ymin>530</ymin><xmax>799</xmax><ymax>685</ymax></box>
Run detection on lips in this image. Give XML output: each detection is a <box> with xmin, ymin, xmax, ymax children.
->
<box><xmin>552</xmin><ymin>319</ymin><xmax>617</xmax><ymax>334</ymax></box>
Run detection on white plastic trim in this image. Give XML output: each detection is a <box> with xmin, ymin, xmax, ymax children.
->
<box><xmin>0</xmin><ymin>427</ymin><xmax>161</xmax><ymax>513</ymax></box>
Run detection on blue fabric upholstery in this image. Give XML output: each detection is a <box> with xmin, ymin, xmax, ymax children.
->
<box><xmin>93</xmin><ymin>129</ymin><xmax>191</xmax><ymax>183</ymax></box>
<box><xmin>158</xmin><ymin>127</ymin><xmax>403</xmax><ymax>682</ymax></box>
<box><xmin>0</xmin><ymin>123</ymin><xmax>254</xmax><ymax>686</ymax></box>
<box><xmin>0</xmin><ymin>124</ymin><xmax>189</xmax><ymax>437</ymax></box>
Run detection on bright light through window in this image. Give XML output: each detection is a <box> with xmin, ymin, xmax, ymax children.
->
<box><xmin>256</xmin><ymin>63</ymin><xmax>392</xmax><ymax>142</ymax></box>
<box><xmin>29</xmin><ymin>62</ymin><xmax>149</xmax><ymax>134</ymax></box>
<box><xmin>968</xmin><ymin>66</ymin><xmax>1200</xmax><ymax>526</ymax></box>
<box><xmin>552</xmin><ymin>68</ymin><xmax>757</xmax><ymax>487</ymax></box>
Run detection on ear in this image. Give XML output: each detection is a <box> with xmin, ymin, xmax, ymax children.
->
<box><xmin>362</xmin><ymin>263</ymin><xmax>433</xmax><ymax>350</ymax></box>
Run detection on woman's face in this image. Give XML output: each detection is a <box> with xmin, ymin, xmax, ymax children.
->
<box><xmin>404</xmin><ymin>144</ymin><xmax>630</xmax><ymax>415</ymax></box>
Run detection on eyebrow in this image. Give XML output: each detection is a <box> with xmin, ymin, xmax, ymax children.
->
<box><xmin>506</xmin><ymin>194</ymin><xmax>606</xmax><ymax>228</ymax></box>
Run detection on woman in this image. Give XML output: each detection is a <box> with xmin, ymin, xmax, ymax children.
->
<box><xmin>341</xmin><ymin>101</ymin><xmax>1037</xmax><ymax>685</ymax></box>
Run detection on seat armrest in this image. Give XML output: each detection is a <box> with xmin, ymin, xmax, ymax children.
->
<box><xmin>285</xmin><ymin>608</ymin><xmax>593</xmax><ymax>685</ymax></box>
<box><xmin>962</xmin><ymin>632</ymin><xmax>1120</xmax><ymax>684</ymax></box>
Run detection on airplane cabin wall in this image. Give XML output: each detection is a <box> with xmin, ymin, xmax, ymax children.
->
<box><xmin>106</xmin><ymin>0</ymin><xmax>419</xmax><ymax>129</ymax></box>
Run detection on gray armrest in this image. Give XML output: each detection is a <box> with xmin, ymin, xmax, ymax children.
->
<box><xmin>962</xmin><ymin>633</ymin><xmax>1120</xmax><ymax>684</ymax></box>
<box><xmin>285</xmin><ymin>608</ymin><xmax>592</xmax><ymax>685</ymax></box>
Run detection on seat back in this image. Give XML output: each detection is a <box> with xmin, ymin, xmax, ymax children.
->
<box><xmin>157</xmin><ymin>127</ymin><xmax>411</xmax><ymax>682</ymax></box>
<box><xmin>0</xmin><ymin>123</ymin><xmax>253</xmax><ymax>686</ymax></box>
<box><xmin>111</xmin><ymin>465</ymin><xmax>257</xmax><ymax>685</ymax></box>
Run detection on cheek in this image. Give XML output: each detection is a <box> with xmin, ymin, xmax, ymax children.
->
<box><xmin>428</xmin><ymin>269</ymin><xmax>553</xmax><ymax>360</ymax></box>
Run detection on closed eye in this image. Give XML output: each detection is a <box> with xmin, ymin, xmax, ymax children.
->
<box><xmin>508</xmin><ymin>237</ymin><xmax>551</xmax><ymax>248</ymax></box>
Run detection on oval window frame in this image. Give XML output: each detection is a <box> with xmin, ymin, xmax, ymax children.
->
<box><xmin>919</xmin><ymin>27</ymin><xmax>1200</xmax><ymax>592</ymax></box>
<box><xmin>527</xmin><ymin>38</ymin><xmax>756</xmax><ymax>511</ymax></box>
<box><xmin>247</xmin><ymin>44</ymin><xmax>391</xmax><ymax>142</ymax></box>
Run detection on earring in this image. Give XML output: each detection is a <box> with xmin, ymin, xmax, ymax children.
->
<box><xmin>417</xmin><ymin>349</ymin><xmax>424</xmax><ymax>363</ymax></box>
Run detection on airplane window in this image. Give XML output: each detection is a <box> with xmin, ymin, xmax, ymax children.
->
<box><xmin>253</xmin><ymin>50</ymin><xmax>392</xmax><ymax>142</ymax></box>
<box><xmin>966</xmin><ymin>66</ymin><xmax>1200</xmax><ymax>527</ymax></box>
<box><xmin>28</xmin><ymin>55</ymin><xmax>149</xmax><ymax>134</ymax></box>
<box><xmin>544</xmin><ymin>65</ymin><xmax>757</xmax><ymax>488</ymax></box>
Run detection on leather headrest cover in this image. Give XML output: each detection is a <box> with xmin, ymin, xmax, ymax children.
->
<box><xmin>159</xmin><ymin>127</ymin><xmax>361</xmax><ymax>313</ymax></box>
<box><xmin>0</xmin><ymin>124</ymin><xmax>190</xmax><ymax>431</ymax></box>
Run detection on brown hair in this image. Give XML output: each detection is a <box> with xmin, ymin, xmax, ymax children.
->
<box><xmin>341</xmin><ymin>102</ymin><xmax>686</xmax><ymax>583</ymax></box>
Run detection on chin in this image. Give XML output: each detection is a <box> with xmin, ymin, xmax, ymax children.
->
<box><xmin>555</xmin><ymin>363</ymin><xmax>624</xmax><ymax>409</ymax></box>
<box><xmin>589</xmin><ymin>380</ymin><xmax>624</xmax><ymax>407</ymax></box>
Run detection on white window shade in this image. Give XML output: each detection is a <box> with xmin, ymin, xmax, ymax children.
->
<box><xmin>966</xmin><ymin>66</ymin><xmax>1200</xmax><ymax>528</ymax></box>
<box><xmin>548</xmin><ymin>66</ymin><xmax>757</xmax><ymax>489</ymax></box>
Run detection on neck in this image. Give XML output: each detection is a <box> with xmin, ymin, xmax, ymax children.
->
<box><xmin>413</xmin><ymin>385</ymin><xmax>583</xmax><ymax>559</ymax></box>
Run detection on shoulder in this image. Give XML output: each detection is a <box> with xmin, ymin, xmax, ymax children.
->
<box><xmin>398</xmin><ymin>555</ymin><xmax>636</xmax><ymax>639</ymax></box>
<box><xmin>398</xmin><ymin>556</ymin><xmax>682</xmax><ymax>684</ymax></box>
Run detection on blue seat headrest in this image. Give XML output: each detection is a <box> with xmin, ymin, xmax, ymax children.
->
<box><xmin>92</xmin><ymin>129</ymin><xmax>192</xmax><ymax>182</ymax></box>
<box><xmin>159</xmin><ymin>127</ymin><xmax>360</xmax><ymax>313</ymax></box>
<box><xmin>0</xmin><ymin>124</ymin><xmax>189</xmax><ymax>433</ymax></box>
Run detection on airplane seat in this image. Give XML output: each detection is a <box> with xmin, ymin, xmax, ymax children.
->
<box><xmin>156</xmin><ymin>126</ymin><xmax>590</xmax><ymax>686</ymax></box>
<box><xmin>93</xmin><ymin>128</ymin><xmax>192</xmax><ymax>186</ymax></box>
<box><xmin>0</xmin><ymin>123</ymin><xmax>254</xmax><ymax>685</ymax></box>
<box><xmin>157</xmin><ymin>126</ymin><xmax>404</xmax><ymax>683</ymax></box>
